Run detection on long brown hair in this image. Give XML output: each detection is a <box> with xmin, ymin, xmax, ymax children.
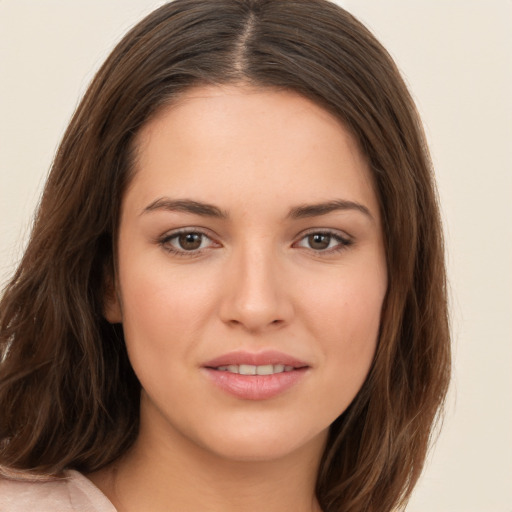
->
<box><xmin>0</xmin><ymin>1</ymin><xmax>450</xmax><ymax>510</ymax></box>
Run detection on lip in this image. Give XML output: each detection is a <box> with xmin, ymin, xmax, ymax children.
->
<box><xmin>202</xmin><ymin>350</ymin><xmax>309</xmax><ymax>368</ymax></box>
<box><xmin>202</xmin><ymin>350</ymin><xmax>310</xmax><ymax>401</ymax></box>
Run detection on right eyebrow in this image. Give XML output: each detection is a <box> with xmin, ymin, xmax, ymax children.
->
<box><xmin>141</xmin><ymin>198</ymin><xmax>228</xmax><ymax>218</ymax></box>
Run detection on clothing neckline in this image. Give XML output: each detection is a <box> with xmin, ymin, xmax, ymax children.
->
<box><xmin>66</xmin><ymin>469</ymin><xmax>118</xmax><ymax>511</ymax></box>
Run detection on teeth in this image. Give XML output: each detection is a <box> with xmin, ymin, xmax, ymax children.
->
<box><xmin>239</xmin><ymin>364</ymin><xmax>256</xmax><ymax>375</ymax></box>
<box><xmin>256</xmin><ymin>364</ymin><xmax>274</xmax><ymax>375</ymax></box>
<box><xmin>216</xmin><ymin>364</ymin><xmax>294</xmax><ymax>375</ymax></box>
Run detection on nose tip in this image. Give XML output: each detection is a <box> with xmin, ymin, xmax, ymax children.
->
<box><xmin>218</xmin><ymin>254</ymin><xmax>293</xmax><ymax>332</ymax></box>
<box><xmin>226</xmin><ymin>308</ymin><xmax>286</xmax><ymax>332</ymax></box>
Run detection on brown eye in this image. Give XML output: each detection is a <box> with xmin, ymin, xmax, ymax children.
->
<box><xmin>307</xmin><ymin>233</ymin><xmax>331</xmax><ymax>250</ymax></box>
<box><xmin>294</xmin><ymin>231</ymin><xmax>351</xmax><ymax>253</ymax></box>
<box><xmin>177</xmin><ymin>232</ymin><xmax>203</xmax><ymax>250</ymax></box>
<box><xmin>160</xmin><ymin>229</ymin><xmax>220</xmax><ymax>255</ymax></box>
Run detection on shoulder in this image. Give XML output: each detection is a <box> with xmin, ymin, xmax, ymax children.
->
<box><xmin>0</xmin><ymin>475</ymin><xmax>70</xmax><ymax>512</ymax></box>
<box><xmin>0</xmin><ymin>470</ymin><xmax>117</xmax><ymax>512</ymax></box>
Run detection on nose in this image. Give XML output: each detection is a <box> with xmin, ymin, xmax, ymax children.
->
<box><xmin>218</xmin><ymin>243</ymin><xmax>294</xmax><ymax>333</ymax></box>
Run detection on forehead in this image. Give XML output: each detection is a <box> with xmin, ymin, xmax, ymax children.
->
<box><xmin>127</xmin><ymin>84</ymin><xmax>379</xmax><ymax>219</ymax></box>
<box><xmin>137</xmin><ymin>84</ymin><xmax>361</xmax><ymax>159</ymax></box>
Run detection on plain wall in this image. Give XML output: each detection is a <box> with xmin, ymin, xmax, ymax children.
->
<box><xmin>1</xmin><ymin>1</ymin><xmax>511</xmax><ymax>510</ymax></box>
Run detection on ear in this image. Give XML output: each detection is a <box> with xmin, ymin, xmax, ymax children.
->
<box><xmin>103</xmin><ymin>274</ymin><xmax>123</xmax><ymax>324</ymax></box>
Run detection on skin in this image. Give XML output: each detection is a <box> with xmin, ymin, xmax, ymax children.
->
<box><xmin>90</xmin><ymin>85</ymin><xmax>387</xmax><ymax>512</ymax></box>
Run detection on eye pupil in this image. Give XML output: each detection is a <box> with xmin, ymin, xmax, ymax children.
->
<box><xmin>308</xmin><ymin>233</ymin><xmax>330</xmax><ymax>250</ymax></box>
<box><xmin>178</xmin><ymin>233</ymin><xmax>202</xmax><ymax>250</ymax></box>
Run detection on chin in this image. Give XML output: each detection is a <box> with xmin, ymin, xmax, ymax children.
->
<box><xmin>189</xmin><ymin>420</ymin><xmax>328</xmax><ymax>464</ymax></box>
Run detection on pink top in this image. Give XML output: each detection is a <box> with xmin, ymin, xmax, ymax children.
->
<box><xmin>0</xmin><ymin>470</ymin><xmax>116</xmax><ymax>511</ymax></box>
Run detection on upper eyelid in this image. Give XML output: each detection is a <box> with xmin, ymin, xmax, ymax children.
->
<box><xmin>159</xmin><ymin>226</ymin><xmax>216</xmax><ymax>240</ymax></box>
<box><xmin>294</xmin><ymin>227</ymin><xmax>352</xmax><ymax>241</ymax></box>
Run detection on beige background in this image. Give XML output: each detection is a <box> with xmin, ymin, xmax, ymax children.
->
<box><xmin>1</xmin><ymin>1</ymin><xmax>511</xmax><ymax>510</ymax></box>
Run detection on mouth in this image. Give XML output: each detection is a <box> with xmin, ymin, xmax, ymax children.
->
<box><xmin>202</xmin><ymin>350</ymin><xmax>310</xmax><ymax>400</ymax></box>
<box><xmin>213</xmin><ymin>364</ymin><xmax>297</xmax><ymax>375</ymax></box>
<box><xmin>203</xmin><ymin>349</ymin><xmax>309</xmax><ymax>369</ymax></box>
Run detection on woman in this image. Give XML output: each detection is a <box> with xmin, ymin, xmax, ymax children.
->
<box><xmin>0</xmin><ymin>1</ymin><xmax>450</xmax><ymax>511</ymax></box>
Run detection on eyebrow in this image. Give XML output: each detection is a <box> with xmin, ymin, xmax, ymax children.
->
<box><xmin>287</xmin><ymin>200</ymin><xmax>373</xmax><ymax>221</ymax></box>
<box><xmin>142</xmin><ymin>198</ymin><xmax>228</xmax><ymax>218</ymax></box>
<box><xmin>142</xmin><ymin>197</ymin><xmax>373</xmax><ymax>221</ymax></box>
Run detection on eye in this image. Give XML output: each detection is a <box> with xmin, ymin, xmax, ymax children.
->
<box><xmin>159</xmin><ymin>230</ymin><xmax>218</xmax><ymax>254</ymax></box>
<box><xmin>294</xmin><ymin>231</ymin><xmax>351</xmax><ymax>252</ymax></box>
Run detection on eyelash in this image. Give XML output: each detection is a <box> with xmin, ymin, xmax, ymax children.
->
<box><xmin>158</xmin><ymin>228</ymin><xmax>353</xmax><ymax>257</ymax></box>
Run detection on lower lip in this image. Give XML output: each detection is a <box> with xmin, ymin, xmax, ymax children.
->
<box><xmin>202</xmin><ymin>368</ymin><xmax>308</xmax><ymax>400</ymax></box>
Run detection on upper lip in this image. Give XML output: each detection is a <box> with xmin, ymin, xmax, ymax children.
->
<box><xmin>202</xmin><ymin>350</ymin><xmax>309</xmax><ymax>369</ymax></box>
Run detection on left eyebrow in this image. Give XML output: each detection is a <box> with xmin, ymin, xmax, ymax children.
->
<box><xmin>287</xmin><ymin>199</ymin><xmax>374</xmax><ymax>221</ymax></box>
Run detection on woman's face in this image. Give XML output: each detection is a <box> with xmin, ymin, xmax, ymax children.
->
<box><xmin>106</xmin><ymin>85</ymin><xmax>387</xmax><ymax>463</ymax></box>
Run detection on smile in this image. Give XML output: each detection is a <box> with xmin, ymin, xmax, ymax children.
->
<box><xmin>215</xmin><ymin>364</ymin><xmax>295</xmax><ymax>375</ymax></box>
<box><xmin>202</xmin><ymin>350</ymin><xmax>309</xmax><ymax>400</ymax></box>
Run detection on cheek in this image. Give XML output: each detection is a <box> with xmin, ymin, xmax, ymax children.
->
<box><xmin>306</xmin><ymin>261</ymin><xmax>386</xmax><ymax>339</ymax></box>
<box><xmin>303</xmin><ymin>263</ymin><xmax>386</xmax><ymax>387</ymax></box>
<box><xmin>116</xmin><ymin>263</ymin><xmax>214</xmax><ymax>403</ymax></box>
<box><xmin>115</xmin><ymin>256</ymin><xmax>230</xmax><ymax>401</ymax></box>
<box><xmin>118</xmin><ymin>257</ymin><xmax>217</xmax><ymax>340</ymax></box>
